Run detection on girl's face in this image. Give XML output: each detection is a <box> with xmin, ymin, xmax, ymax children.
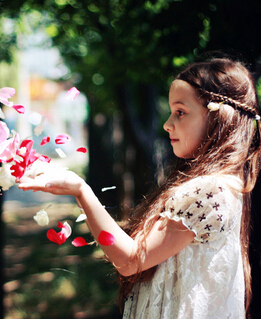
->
<box><xmin>164</xmin><ymin>80</ymin><xmax>209</xmax><ymax>159</ymax></box>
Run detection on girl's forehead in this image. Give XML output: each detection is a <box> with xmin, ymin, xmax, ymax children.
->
<box><xmin>170</xmin><ymin>79</ymin><xmax>194</xmax><ymax>91</ymax></box>
<box><xmin>169</xmin><ymin>80</ymin><xmax>198</xmax><ymax>100</ymax></box>
<box><xmin>169</xmin><ymin>80</ymin><xmax>206</xmax><ymax>111</ymax></box>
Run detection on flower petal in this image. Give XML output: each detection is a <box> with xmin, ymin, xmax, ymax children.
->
<box><xmin>98</xmin><ymin>230</ymin><xmax>115</xmax><ymax>246</ymax></box>
<box><xmin>0</xmin><ymin>87</ymin><xmax>15</xmax><ymax>107</ymax></box>
<box><xmin>12</xmin><ymin>104</ymin><xmax>25</xmax><ymax>114</ymax></box>
<box><xmin>76</xmin><ymin>147</ymin><xmax>87</xmax><ymax>153</ymax></box>
<box><xmin>0</xmin><ymin>121</ymin><xmax>10</xmax><ymax>143</ymax></box>
<box><xmin>101</xmin><ymin>186</ymin><xmax>116</xmax><ymax>192</ymax></box>
<box><xmin>10</xmin><ymin>163</ymin><xmax>25</xmax><ymax>179</ymax></box>
<box><xmin>207</xmin><ymin>102</ymin><xmax>220</xmax><ymax>112</ymax></box>
<box><xmin>47</xmin><ymin>229</ymin><xmax>67</xmax><ymax>245</ymax></box>
<box><xmin>55</xmin><ymin>148</ymin><xmax>67</xmax><ymax>158</ymax></box>
<box><xmin>33</xmin><ymin>209</ymin><xmax>49</xmax><ymax>226</ymax></box>
<box><xmin>66</xmin><ymin>87</ymin><xmax>80</xmax><ymax>100</ymax></box>
<box><xmin>61</xmin><ymin>221</ymin><xmax>72</xmax><ymax>238</ymax></box>
<box><xmin>34</xmin><ymin>115</ymin><xmax>46</xmax><ymax>136</ymax></box>
<box><xmin>57</xmin><ymin>221</ymin><xmax>64</xmax><ymax>229</ymax></box>
<box><xmin>76</xmin><ymin>213</ymin><xmax>87</xmax><ymax>222</ymax></box>
<box><xmin>37</xmin><ymin>154</ymin><xmax>51</xmax><ymax>163</ymax></box>
<box><xmin>72</xmin><ymin>237</ymin><xmax>88</xmax><ymax>247</ymax></box>
<box><xmin>55</xmin><ymin>134</ymin><xmax>71</xmax><ymax>144</ymax></box>
<box><xmin>40</xmin><ymin>135</ymin><xmax>50</xmax><ymax>146</ymax></box>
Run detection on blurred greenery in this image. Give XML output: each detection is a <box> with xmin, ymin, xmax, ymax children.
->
<box><xmin>3</xmin><ymin>201</ymin><xmax>121</xmax><ymax>319</ymax></box>
<box><xmin>1</xmin><ymin>0</ymin><xmax>261</xmax><ymax>318</ymax></box>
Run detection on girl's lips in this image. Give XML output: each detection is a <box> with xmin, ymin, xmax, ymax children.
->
<box><xmin>170</xmin><ymin>138</ymin><xmax>179</xmax><ymax>143</ymax></box>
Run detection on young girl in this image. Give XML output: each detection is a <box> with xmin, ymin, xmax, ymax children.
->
<box><xmin>18</xmin><ymin>58</ymin><xmax>261</xmax><ymax>319</ymax></box>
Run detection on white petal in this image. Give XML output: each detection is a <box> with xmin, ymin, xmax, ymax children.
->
<box><xmin>33</xmin><ymin>209</ymin><xmax>49</xmax><ymax>226</ymax></box>
<box><xmin>101</xmin><ymin>186</ymin><xmax>116</xmax><ymax>192</ymax></box>
<box><xmin>76</xmin><ymin>213</ymin><xmax>87</xmax><ymax>222</ymax></box>
<box><xmin>61</xmin><ymin>221</ymin><xmax>72</xmax><ymax>238</ymax></box>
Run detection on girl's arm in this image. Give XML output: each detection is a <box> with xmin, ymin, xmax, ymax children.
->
<box><xmin>18</xmin><ymin>171</ymin><xmax>194</xmax><ymax>276</ymax></box>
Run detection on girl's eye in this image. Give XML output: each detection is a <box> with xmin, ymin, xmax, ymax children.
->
<box><xmin>177</xmin><ymin>110</ymin><xmax>185</xmax><ymax>117</ymax></box>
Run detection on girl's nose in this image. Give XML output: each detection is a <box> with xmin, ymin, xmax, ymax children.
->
<box><xmin>163</xmin><ymin>116</ymin><xmax>173</xmax><ymax>132</ymax></box>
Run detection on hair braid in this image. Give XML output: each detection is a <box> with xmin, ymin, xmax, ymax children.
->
<box><xmin>199</xmin><ymin>89</ymin><xmax>258</xmax><ymax>117</ymax></box>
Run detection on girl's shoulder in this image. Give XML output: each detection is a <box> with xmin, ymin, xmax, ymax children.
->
<box><xmin>162</xmin><ymin>174</ymin><xmax>243</xmax><ymax>243</ymax></box>
<box><xmin>175</xmin><ymin>174</ymin><xmax>243</xmax><ymax>195</ymax></box>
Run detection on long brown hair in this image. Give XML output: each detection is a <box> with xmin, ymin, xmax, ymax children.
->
<box><xmin>118</xmin><ymin>58</ymin><xmax>261</xmax><ymax>317</ymax></box>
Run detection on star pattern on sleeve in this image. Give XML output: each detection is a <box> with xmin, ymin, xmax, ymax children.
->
<box><xmin>213</xmin><ymin>203</ymin><xmax>220</xmax><ymax>211</ymax></box>
<box><xmin>162</xmin><ymin>177</ymin><xmax>229</xmax><ymax>244</ymax></box>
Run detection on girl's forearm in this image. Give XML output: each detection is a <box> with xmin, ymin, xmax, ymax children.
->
<box><xmin>76</xmin><ymin>181</ymin><xmax>136</xmax><ymax>275</ymax></box>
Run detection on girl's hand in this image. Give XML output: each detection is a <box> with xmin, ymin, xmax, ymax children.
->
<box><xmin>18</xmin><ymin>170</ymin><xmax>85</xmax><ymax>198</ymax></box>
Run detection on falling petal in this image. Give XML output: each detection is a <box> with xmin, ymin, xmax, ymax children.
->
<box><xmin>33</xmin><ymin>209</ymin><xmax>49</xmax><ymax>226</ymax></box>
<box><xmin>55</xmin><ymin>148</ymin><xmax>67</xmax><ymax>158</ymax></box>
<box><xmin>101</xmin><ymin>186</ymin><xmax>116</xmax><ymax>192</ymax></box>
<box><xmin>57</xmin><ymin>221</ymin><xmax>64</xmax><ymax>229</ymax></box>
<box><xmin>37</xmin><ymin>154</ymin><xmax>51</xmax><ymax>163</ymax></box>
<box><xmin>10</xmin><ymin>163</ymin><xmax>25</xmax><ymax>179</ymax></box>
<box><xmin>72</xmin><ymin>237</ymin><xmax>88</xmax><ymax>247</ymax></box>
<box><xmin>0</xmin><ymin>121</ymin><xmax>10</xmax><ymax>143</ymax></box>
<box><xmin>76</xmin><ymin>213</ymin><xmax>87</xmax><ymax>222</ymax></box>
<box><xmin>12</xmin><ymin>104</ymin><xmax>25</xmax><ymax>114</ymax></box>
<box><xmin>10</xmin><ymin>139</ymin><xmax>43</xmax><ymax>179</ymax></box>
<box><xmin>61</xmin><ymin>221</ymin><xmax>72</xmax><ymax>238</ymax></box>
<box><xmin>98</xmin><ymin>230</ymin><xmax>115</xmax><ymax>246</ymax></box>
<box><xmin>47</xmin><ymin>221</ymin><xmax>72</xmax><ymax>245</ymax></box>
<box><xmin>40</xmin><ymin>135</ymin><xmax>50</xmax><ymax>146</ymax></box>
<box><xmin>0</xmin><ymin>87</ymin><xmax>15</xmax><ymax>107</ymax></box>
<box><xmin>55</xmin><ymin>134</ymin><xmax>71</xmax><ymax>145</ymax></box>
<box><xmin>66</xmin><ymin>87</ymin><xmax>80</xmax><ymax>100</ymax></box>
<box><xmin>47</xmin><ymin>228</ymin><xmax>67</xmax><ymax>245</ymax></box>
<box><xmin>76</xmin><ymin>147</ymin><xmax>87</xmax><ymax>153</ymax></box>
<box><xmin>34</xmin><ymin>115</ymin><xmax>46</xmax><ymax>136</ymax></box>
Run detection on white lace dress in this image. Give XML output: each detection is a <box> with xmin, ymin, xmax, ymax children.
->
<box><xmin>122</xmin><ymin>175</ymin><xmax>245</xmax><ymax>319</ymax></box>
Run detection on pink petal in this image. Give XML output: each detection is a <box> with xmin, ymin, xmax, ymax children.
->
<box><xmin>55</xmin><ymin>134</ymin><xmax>71</xmax><ymax>144</ymax></box>
<box><xmin>76</xmin><ymin>147</ymin><xmax>87</xmax><ymax>153</ymax></box>
<box><xmin>0</xmin><ymin>87</ymin><xmax>15</xmax><ymax>107</ymax></box>
<box><xmin>72</xmin><ymin>237</ymin><xmax>88</xmax><ymax>247</ymax></box>
<box><xmin>0</xmin><ymin>135</ymin><xmax>19</xmax><ymax>163</ymax></box>
<box><xmin>37</xmin><ymin>154</ymin><xmax>51</xmax><ymax>163</ymax></box>
<box><xmin>98</xmin><ymin>231</ymin><xmax>115</xmax><ymax>246</ymax></box>
<box><xmin>0</xmin><ymin>87</ymin><xmax>15</xmax><ymax>97</ymax></box>
<box><xmin>12</xmin><ymin>105</ymin><xmax>25</xmax><ymax>114</ymax></box>
<box><xmin>40</xmin><ymin>135</ymin><xmax>50</xmax><ymax>146</ymax></box>
<box><xmin>66</xmin><ymin>87</ymin><xmax>80</xmax><ymax>100</ymax></box>
<box><xmin>0</xmin><ymin>121</ymin><xmax>10</xmax><ymax>143</ymax></box>
<box><xmin>47</xmin><ymin>229</ymin><xmax>67</xmax><ymax>245</ymax></box>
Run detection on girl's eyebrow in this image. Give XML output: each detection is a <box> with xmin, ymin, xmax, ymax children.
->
<box><xmin>171</xmin><ymin>101</ymin><xmax>188</xmax><ymax>107</ymax></box>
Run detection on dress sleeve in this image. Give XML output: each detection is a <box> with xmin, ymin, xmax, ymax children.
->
<box><xmin>160</xmin><ymin>176</ymin><xmax>232</xmax><ymax>244</ymax></box>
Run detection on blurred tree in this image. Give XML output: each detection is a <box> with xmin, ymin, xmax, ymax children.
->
<box><xmin>1</xmin><ymin>0</ymin><xmax>261</xmax><ymax>317</ymax></box>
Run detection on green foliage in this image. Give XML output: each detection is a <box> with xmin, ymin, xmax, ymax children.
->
<box><xmin>256</xmin><ymin>77</ymin><xmax>261</xmax><ymax>107</ymax></box>
<box><xmin>0</xmin><ymin>0</ymin><xmax>216</xmax><ymax>114</ymax></box>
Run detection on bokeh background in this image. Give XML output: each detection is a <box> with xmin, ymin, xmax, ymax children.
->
<box><xmin>0</xmin><ymin>0</ymin><xmax>261</xmax><ymax>318</ymax></box>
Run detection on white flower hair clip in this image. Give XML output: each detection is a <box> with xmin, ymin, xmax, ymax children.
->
<box><xmin>207</xmin><ymin>102</ymin><xmax>221</xmax><ymax>112</ymax></box>
<box><xmin>207</xmin><ymin>101</ymin><xmax>231</xmax><ymax>112</ymax></box>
